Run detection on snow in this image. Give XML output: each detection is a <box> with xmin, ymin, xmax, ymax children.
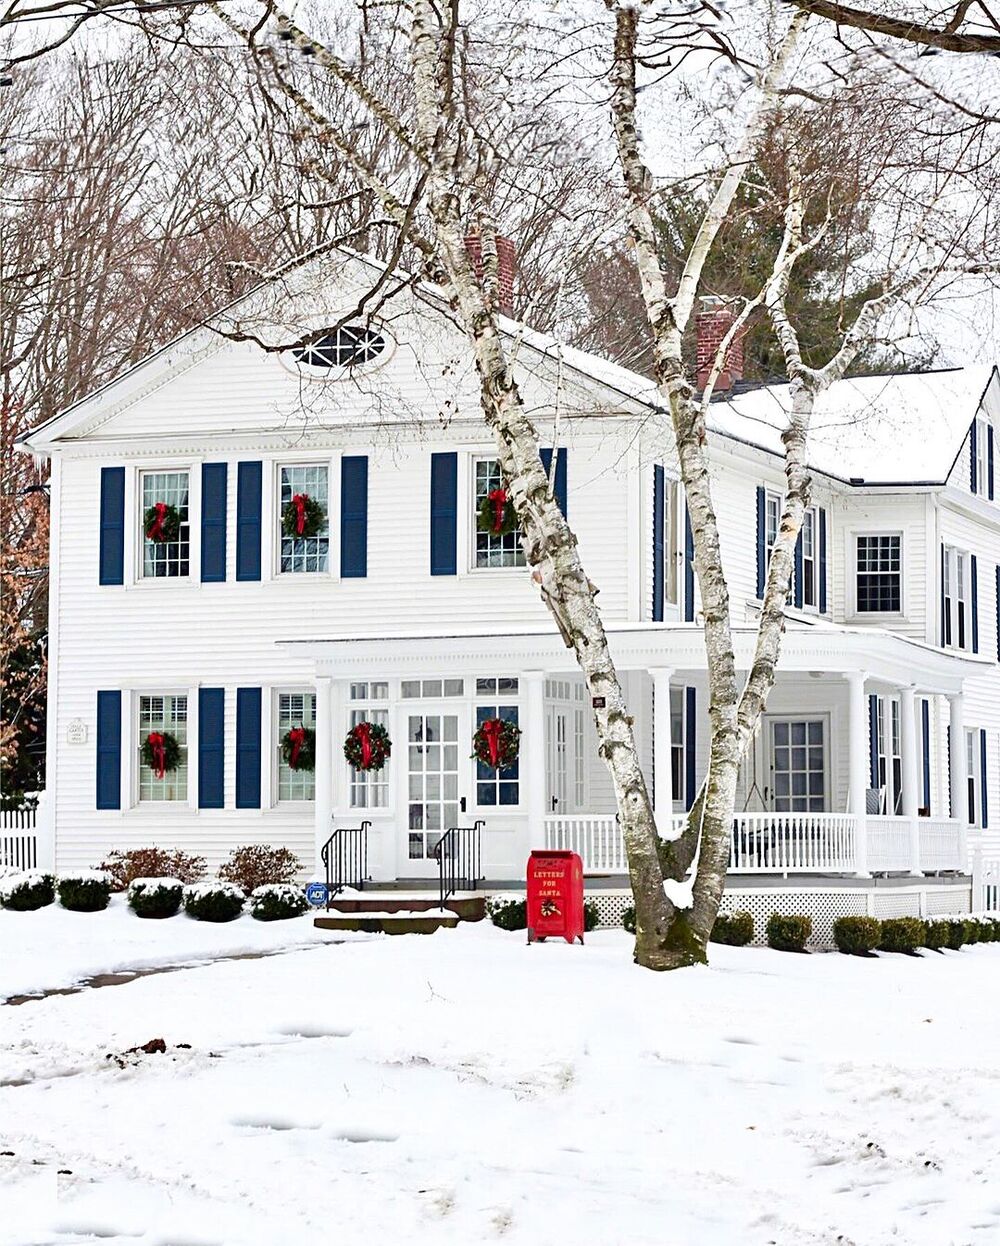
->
<box><xmin>4</xmin><ymin>914</ymin><xmax>1000</xmax><ymax>1244</ymax></box>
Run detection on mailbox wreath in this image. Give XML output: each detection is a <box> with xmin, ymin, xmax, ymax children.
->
<box><xmin>281</xmin><ymin>725</ymin><xmax>315</xmax><ymax>772</ymax></box>
<box><xmin>472</xmin><ymin>717</ymin><xmax>521</xmax><ymax>770</ymax></box>
<box><xmin>143</xmin><ymin>502</ymin><xmax>181</xmax><ymax>543</ymax></box>
<box><xmin>282</xmin><ymin>492</ymin><xmax>325</xmax><ymax>540</ymax></box>
<box><xmin>141</xmin><ymin>730</ymin><xmax>181</xmax><ymax>780</ymax></box>
<box><xmin>476</xmin><ymin>486</ymin><xmax>518</xmax><ymax>537</ymax></box>
<box><xmin>343</xmin><ymin>721</ymin><xmax>392</xmax><ymax>772</ymax></box>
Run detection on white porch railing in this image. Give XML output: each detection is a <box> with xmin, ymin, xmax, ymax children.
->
<box><xmin>731</xmin><ymin>812</ymin><xmax>857</xmax><ymax>873</ymax></box>
<box><xmin>867</xmin><ymin>815</ymin><xmax>912</xmax><ymax>872</ymax></box>
<box><xmin>544</xmin><ymin>815</ymin><xmax>627</xmax><ymax>873</ymax></box>
<box><xmin>1</xmin><ymin>806</ymin><xmax>38</xmax><ymax>871</ymax></box>
<box><xmin>920</xmin><ymin>818</ymin><xmax>967</xmax><ymax>872</ymax></box>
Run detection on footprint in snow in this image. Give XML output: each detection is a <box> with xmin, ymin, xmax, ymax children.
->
<box><xmin>230</xmin><ymin>1114</ymin><xmax>321</xmax><ymax>1132</ymax></box>
<box><xmin>330</xmin><ymin>1126</ymin><xmax>399</xmax><ymax>1143</ymax></box>
<box><xmin>274</xmin><ymin>1022</ymin><xmax>353</xmax><ymax>1039</ymax></box>
<box><xmin>721</xmin><ymin>1035</ymin><xmax>760</xmax><ymax>1046</ymax></box>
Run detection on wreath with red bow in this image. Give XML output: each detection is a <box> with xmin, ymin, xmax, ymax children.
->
<box><xmin>476</xmin><ymin>486</ymin><xmax>518</xmax><ymax>537</ymax></box>
<box><xmin>281</xmin><ymin>493</ymin><xmax>326</xmax><ymax>541</ymax></box>
<box><xmin>343</xmin><ymin>721</ymin><xmax>392</xmax><ymax>772</ymax></box>
<box><xmin>281</xmin><ymin>725</ymin><xmax>316</xmax><ymax>772</ymax></box>
<box><xmin>472</xmin><ymin>717</ymin><xmax>521</xmax><ymax>770</ymax></box>
<box><xmin>143</xmin><ymin>502</ymin><xmax>182</xmax><ymax>544</ymax></box>
<box><xmin>141</xmin><ymin>730</ymin><xmax>182</xmax><ymax>780</ymax></box>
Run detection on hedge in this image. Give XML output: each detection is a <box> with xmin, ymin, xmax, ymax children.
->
<box><xmin>878</xmin><ymin>916</ymin><xmax>925</xmax><ymax>954</ymax></box>
<box><xmin>57</xmin><ymin>871</ymin><xmax>112</xmax><ymax>913</ymax></box>
<box><xmin>833</xmin><ymin>915</ymin><xmax>882</xmax><ymax>956</ymax></box>
<box><xmin>0</xmin><ymin>870</ymin><xmax>55</xmax><ymax>911</ymax></box>
<box><xmin>711</xmin><ymin>911</ymin><xmax>754</xmax><ymax>946</ymax></box>
<box><xmin>249</xmin><ymin>884</ymin><xmax>309</xmax><ymax>922</ymax></box>
<box><xmin>184</xmin><ymin>882</ymin><xmax>245</xmax><ymax>923</ymax></box>
<box><xmin>128</xmin><ymin>877</ymin><xmax>184</xmax><ymax>919</ymax></box>
<box><xmin>766</xmin><ymin>913</ymin><xmax>812</xmax><ymax>953</ymax></box>
<box><xmin>486</xmin><ymin>897</ymin><xmax>527</xmax><ymax>931</ymax></box>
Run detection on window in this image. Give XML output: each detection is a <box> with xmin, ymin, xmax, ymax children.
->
<box><xmin>349</xmin><ymin>682</ymin><xmax>389</xmax><ymax>809</ymax></box>
<box><xmin>138</xmin><ymin>694</ymin><xmax>187</xmax><ymax>802</ymax></box>
<box><xmin>670</xmin><ymin>687</ymin><xmax>685</xmax><ymax>806</ymax></box>
<box><xmin>401</xmin><ymin>678</ymin><xmax>464</xmax><ymax>699</ymax></box>
<box><xmin>474</xmin><ymin>458</ymin><xmax>525</xmax><ymax>569</ymax></box>
<box><xmin>943</xmin><ymin>545</ymin><xmax>972</xmax><ymax>650</ymax></box>
<box><xmin>476</xmin><ymin>676</ymin><xmax>519</xmax><ymax>697</ymax></box>
<box><xmin>800</xmin><ymin>507</ymin><xmax>818</xmax><ymax>609</ymax></box>
<box><xmin>763</xmin><ymin>490</ymin><xmax>792</xmax><ymax>605</ymax></box>
<box><xmin>277</xmin><ymin>692</ymin><xmax>316</xmax><ymax>802</ymax></box>
<box><xmin>476</xmin><ymin>704</ymin><xmax>519</xmax><ymax>806</ymax></box>
<box><xmin>966</xmin><ymin>729</ymin><xmax>982</xmax><ymax>828</ymax></box>
<box><xmin>664</xmin><ymin>478</ymin><xmax>679</xmax><ymax>606</ymax></box>
<box><xmin>292</xmin><ymin>325</ymin><xmax>386</xmax><ymax>371</ymax></box>
<box><xmin>856</xmin><ymin>534</ymin><xmax>901</xmax><ymax>613</ymax></box>
<box><xmin>280</xmin><ymin>464</ymin><xmax>329</xmax><ymax>574</ymax></box>
<box><xmin>141</xmin><ymin>471</ymin><xmax>190</xmax><ymax>579</ymax></box>
<box><xmin>976</xmin><ymin>416</ymin><xmax>989</xmax><ymax>495</ymax></box>
<box><xmin>875</xmin><ymin>696</ymin><xmax>902</xmax><ymax>814</ymax></box>
<box><xmin>770</xmin><ymin>719</ymin><xmax>824</xmax><ymax>812</ymax></box>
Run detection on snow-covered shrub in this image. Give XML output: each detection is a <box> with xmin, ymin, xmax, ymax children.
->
<box><xmin>923</xmin><ymin>919</ymin><xmax>951</xmax><ymax>950</ymax></box>
<box><xmin>58</xmin><ymin>870</ymin><xmax>112</xmax><ymax>912</ymax></box>
<box><xmin>487</xmin><ymin>896</ymin><xmax>526</xmax><ymax>931</ymax></box>
<box><xmin>963</xmin><ymin>918</ymin><xmax>982</xmax><ymax>945</ymax></box>
<box><xmin>878</xmin><ymin>917</ymin><xmax>925</xmax><ymax>954</ymax></box>
<box><xmin>944</xmin><ymin>918</ymin><xmax>968</xmax><ymax>950</ymax></box>
<box><xmin>711</xmin><ymin>911</ymin><xmax>754</xmax><ymax>947</ymax></box>
<box><xmin>766</xmin><ymin>913</ymin><xmax>811</xmax><ymax>953</ymax></box>
<box><xmin>218</xmin><ymin>845</ymin><xmax>301</xmax><ymax>895</ymax></box>
<box><xmin>97</xmin><ymin>847</ymin><xmax>206</xmax><ymax>892</ymax></box>
<box><xmin>583</xmin><ymin>900</ymin><xmax>600</xmax><ymax>933</ymax></box>
<box><xmin>0</xmin><ymin>870</ymin><xmax>55</xmax><ymax>911</ymax></box>
<box><xmin>622</xmin><ymin>904</ymin><xmax>636</xmax><ymax>934</ymax></box>
<box><xmin>833</xmin><ymin>915</ymin><xmax>882</xmax><ymax>956</ymax></box>
<box><xmin>128</xmin><ymin>877</ymin><xmax>184</xmax><ymax>919</ymax></box>
<box><xmin>978</xmin><ymin>917</ymin><xmax>1000</xmax><ymax>942</ymax></box>
<box><xmin>250</xmin><ymin>883</ymin><xmax>308</xmax><ymax>922</ymax></box>
<box><xmin>184</xmin><ymin>881</ymin><xmax>245</xmax><ymax>923</ymax></box>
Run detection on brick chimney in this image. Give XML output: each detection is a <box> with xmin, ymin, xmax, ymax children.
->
<box><xmin>464</xmin><ymin>232</ymin><xmax>516</xmax><ymax>318</ymax></box>
<box><xmin>695</xmin><ymin>298</ymin><xmax>744</xmax><ymax>392</ymax></box>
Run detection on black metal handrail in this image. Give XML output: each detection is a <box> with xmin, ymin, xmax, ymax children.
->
<box><xmin>321</xmin><ymin>821</ymin><xmax>370</xmax><ymax>905</ymax></box>
<box><xmin>434</xmin><ymin>819</ymin><xmax>484</xmax><ymax>909</ymax></box>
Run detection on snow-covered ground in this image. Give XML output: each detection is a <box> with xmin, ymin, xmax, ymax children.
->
<box><xmin>3</xmin><ymin>914</ymin><xmax>1000</xmax><ymax>1245</ymax></box>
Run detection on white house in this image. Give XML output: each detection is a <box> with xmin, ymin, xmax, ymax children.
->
<box><xmin>17</xmin><ymin>245</ymin><xmax>1000</xmax><ymax>932</ymax></box>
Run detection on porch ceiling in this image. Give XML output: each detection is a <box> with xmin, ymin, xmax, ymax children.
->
<box><xmin>278</xmin><ymin>620</ymin><xmax>984</xmax><ymax>692</ymax></box>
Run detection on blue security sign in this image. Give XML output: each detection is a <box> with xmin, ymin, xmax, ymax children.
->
<box><xmin>305</xmin><ymin>881</ymin><xmax>329</xmax><ymax>907</ymax></box>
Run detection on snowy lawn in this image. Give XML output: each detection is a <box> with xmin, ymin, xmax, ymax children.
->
<box><xmin>3</xmin><ymin>920</ymin><xmax>1000</xmax><ymax>1245</ymax></box>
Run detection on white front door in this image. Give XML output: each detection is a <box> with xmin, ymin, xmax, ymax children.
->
<box><xmin>546</xmin><ymin>706</ymin><xmax>569</xmax><ymax>815</ymax></box>
<box><xmin>405</xmin><ymin>708</ymin><xmax>465</xmax><ymax>875</ymax></box>
<box><xmin>768</xmin><ymin>718</ymin><xmax>826</xmax><ymax>812</ymax></box>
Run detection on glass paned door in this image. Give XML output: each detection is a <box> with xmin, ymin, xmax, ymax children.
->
<box><xmin>407</xmin><ymin>711</ymin><xmax>462</xmax><ymax>869</ymax></box>
<box><xmin>546</xmin><ymin>706</ymin><xmax>569</xmax><ymax>814</ymax></box>
<box><xmin>769</xmin><ymin>719</ymin><xmax>825</xmax><ymax>812</ymax></box>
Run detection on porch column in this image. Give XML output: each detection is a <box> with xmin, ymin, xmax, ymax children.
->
<box><xmin>649</xmin><ymin>667</ymin><xmax>674</xmax><ymax>833</ymax></box>
<box><xmin>313</xmin><ymin>675</ymin><xmax>334</xmax><ymax>878</ymax></box>
<box><xmin>949</xmin><ymin>690</ymin><xmax>967</xmax><ymax>825</ymax></box>
<box><xmin>899</xmin><ymin>685</ymin><xmax>921</xmax><ymax>877</ymax></box>
<box><xmin>845</xmin><ymin>670</ymin><xmax>869</xmax><ymax>876</ymax></box>
<box><xmin>523</xmin><ymin>670</ymin><xmax>546</xmax><ymax>848</ymax></box>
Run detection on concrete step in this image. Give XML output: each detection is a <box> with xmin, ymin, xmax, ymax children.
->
<box><xmin>314</xmin><ymin>912</ymin><xmax>461</xmax><ymax>935</ymax></box>
<box><xmin>325</xmin><ymin>893</ymin><xmax>485</xmax><ymax>921</ymax></box>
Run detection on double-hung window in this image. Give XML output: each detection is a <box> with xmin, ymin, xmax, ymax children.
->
<box><xmin>474</xmin><ymin>458</ymin><xmax>525</xmax><ymax>569</ymax></box>
<box><xmin>670</xmin><ymin>687</ymin><xmax>685</xmax><ymax>807</ymax></box>
<box><xmin>138</xmin><ymin>694</ymin><xmax>188</xmax><ymax>802</ymax></box>
<box><xmin>966</xmin><ymin>729</ymin><xmax>983</xmax><ymax>828</ymax></box>
<box><xmin>141</xmin><ymin>471</ymin><xmax>190</xmax><ymax>579</ymax></box>
<box><xmin>875</xmin><ymin>696</ymin><xmax>903</xmax><ymax>814</ymax></box>
<box><xmin>856</xmin><ymin>534</ymin><xmax>901</xmax><ymax>613</ymax></box>
<box><xmin>800</xmin><ymin>507</ymin><xmax>818</xmax><ymax>609</ymax></box>
<box><xmin>664</xmin><ymin>477</ymin><xmax>679</xmax><ymax>607</ymax></box>
<box><xmin>280</xmin><ymin>464</ymin><xmax>329</xmax><ymax>574</ymax></box>
<box><xmin>349</xmin><ymin>681</ymin><xmax>389</xmax><ymax>809</ymax></box>
<box><xmin>943</xmin><ymin>545</ymin><xmax>972</xmax><ymax>650</ymax></box>
<box><xmin>277</xmin><ymin>692</ymin><xmax>316</xmax><ymax>802</ymax></box>
<box><xmin>763</xmin><ymin>490</ymin><xmax>797</xmax><ymax>605</ymax></box>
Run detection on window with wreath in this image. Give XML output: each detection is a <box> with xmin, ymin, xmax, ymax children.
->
<box><xmin>279</xmin><ymin>464</ymin><xmax>329</xmax><ymax>574</ymax></box>
<box><xmin>277</xmin><ymin>692</ymin><xmax>316</xmax><ymax>802</ymax></box>
<box><xmin>291</xmin><ymin>325</ymin><xmax>386</xmax><ymax>372</ymax></box>
<box><xmin>138</xmin><ymin>694</ymin><xmax>187</xmax><ymax>802</ymax></box>
<box><xmin>141</xmin><ymin>471</ymin><xmax>190</xmax><ymax>578</ymax></box>
<box><xmin>476</xmin><ymin>677</ymin><xmax>520</xmax><ymax>806</ymax></box>
<box><xmin>349</xmin><ymin>682</ymin><xmax>390</xmax><ymax>809</ymax></box>
<box><xmin>474</xmin><ymin>458</ymin><xmax>525</xmax><ymax>569</ymax></box>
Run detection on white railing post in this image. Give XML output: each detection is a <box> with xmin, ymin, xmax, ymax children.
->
<box><xmin>899</xmin><ymin>685</ymin><xmax>921</xmax><ymax>877</ymax></box>
<box><xmin>649</xmin><ymin>667</ymin><xmax>674</xmax><ymax>834</ymax></box>
<box><xmin>845</xmin><ymin>670</ymin><xmax>868</xmax><ymax>876</ymax></box>
<box><xmin>972</xmin><ymin>845</ymin><xmax>984</xmax><ymax>912</ymax></box>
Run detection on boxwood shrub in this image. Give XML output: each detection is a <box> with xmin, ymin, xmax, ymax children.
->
<box><xmin>878</xmin><ymin>916</ymin><xmax>925</xmax><ymax>954</ymax></box>
<box><xmin>583</xmin><ymin>899</ymin><xmax>600</xmax><ymax>933</ymax></box>
<box><xmin>833</xmin><ymin>915</ymin><xmax>882</xmax><ymax>956</ymax></box>
<box><xmin>486</xmin><ymin>896</ymin><xmax>527</xmax><ymax>931</ymax></box>
<box><xmin>944</xmin><ymin>918</ymin><xmax>968</xmax><ymax>950</ymax></box>
<box><xmin>250</xmin><ymin>883</ymin><xmax>308</xmax><ymax>922</ymax></box>
<box><xmin>57</xmin><ymin>871</ymin><xmax>111</xmax><ymax>913</ymax></box>
<box><xmin>711</xmin><ymin>911</ymin><xmax>754</xmax><ymax>946</ymax></box>
<box><xmin>766</xmin><ymin>913</ymin><xmax>812</xmax><ymax>953</ymax></box>
<box><xmin>622</xmin><ymin>904</ymin><xmax>636</xmax><ymax>934</ymax></box>
<box><xmin>0</xmin><ymin>870</ymin><xmax>55</xmax><ymax>911</ymax></box>
<box><xmin>184</xmin><ymin>881</ymin><xmax>245</xmax><ymax>923</ymax></box>
<box><xmin>128</xmin><ymin>877</ymin><xmax>184</xmax><ymax>919</ymax></box>
<box><xmin>923</xmin><ymin>919</ymin><xmax>951</xmax><ymax>951</ymax></box>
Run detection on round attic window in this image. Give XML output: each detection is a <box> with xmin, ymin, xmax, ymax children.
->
<box><xmin>291</xmin><ymin>324</ymin><xmax>387</xmax><ymax>372</ymax></box>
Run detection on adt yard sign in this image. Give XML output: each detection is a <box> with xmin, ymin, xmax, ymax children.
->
<box><xmin>305</xmin><ymin>881</ymin><xmax>329</xmax><ymax>907</ymax></box>
<box><xmin>526</xmin><ymin>850</ymin><xmax>585</xmax><ymax>945</ymax></box>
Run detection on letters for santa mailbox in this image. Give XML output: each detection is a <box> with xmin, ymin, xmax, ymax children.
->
<box><xmin>526</xmin><ymin>850</ymin><xmax>585</xmax><ymax>945</ymax></box>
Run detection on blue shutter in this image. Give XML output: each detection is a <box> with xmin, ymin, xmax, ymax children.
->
<box><xmin>198</xmin><ymin>687</ymin><xmax>225</xmax><ymax>810</ymax></box>
<box><xmin>755</xmin><ymin>486</ymin><xmax>766</xmax><ymax>598</ymax></box>
<box><xmin>540</xmin><ymin>447</ymin><xmax>568</xmax><ymax>517</ymax></box>
<box><xmin>683</xmin><ymin>506</ymin><xmax>694</xmax><ymax>622</ymax></box>
<box><xmin>235</xmin><ymin>461</ymin><xmax>262</xmax><ymax>582</ymax></box>
<box><xmin>793</xmin><ymin>528</ymin><xmax>804</xmax><ymax>610</ymax></box>
<box><xmin>235</xmin><ymin>687</ymin><xmax>262</xmax><ymax>809</ymax></box>
<box><xmin>972</xmin><ymin>554</ymin><xmax>979</xmax><ymax>653</ymax></box>
<box><xmin>981</xmin><ymin>729</ymin><xmax>989</xmax><ymax>829</ymax></box>
<box><xmin>684</xmin><ymin>686</ymin><xmax>696</xmax><ymax>812</ymax></box>
<box><xmin>340</xmin><ymin>455</ymin><xmax>368</xmax><ymax>578</ymax></box>
<box><xmin>200</xmin><ymin>462</ymin><xmax>227</xmax><ymax>583</ymax></box>
<box><xmin>970</xmin><ymin>419</ymin><xmax>978</xmax><ymax>493</ymax></box>
<box><xmin>818</xmin><ymin>507</ymin><xmax>828</xmax><ymax>614</ymax></box>
<box><xmin>996</xmin><ymin>564</ymin><xmax>1000</xmax><ymax>662</ymax></box>
<box><xmin>96</xmin><ymin>690</ymin><xmax>121</xmax><ymax>810</ymax></box>
<box><xmin>99</xmin><ymin>466</ymin><xmax>125</xmax><ymax>586</ymax></box>
<box><xmin>429</xmin><ymin>452</ymin><xmax>457</xmax><ymax>576</ymax></box>
<box><xmin>868</xmin><ymin>694</ymin><xmax>879</xmax><ymax>790</ymax></box>
<box><xmin>652</xmin><ymin>465</ymin><xmax>665</xmax><ymax>622</ymax></box>
<box><xmin>921</xmin><ymin>698</ymin><xmax>931</xmax><ymax>813</ymax></box>
<box><xmin>989</xmin><ymin>426</ymin><xmax>995</xmax><ymax>500</ymax></box>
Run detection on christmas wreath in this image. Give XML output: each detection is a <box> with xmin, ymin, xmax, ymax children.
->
<box><xmin>141</xmin><ymin>730</ymin><xmax>181</xmax><ymax>780</ymax></box>
<box><xmin>472</xmin><ymin>717</ymin><xmax>521</xmax><ymax>770</ymax></box>
<box><xmin>476</xmin><ymin>486</ymin><xmax>518</xmax><ymax>537</ymax></box>
<box><xmin>281</xmin><ymin>725</ymin><xmax>316</xmax><ymax>772</ymax></box>
<box><xmin>282</xmin><ymin>492</ymin><xmax>326</xmax><ymax>541</ymax></box>
<box><xmin>343</xmin><ymin>721</ymin><xmax>392</xmax><ymax>772</ymax></box>
<box><xmin>143</xmin><ymin>502</ymin><xmax>182</xmax><ymax>544</ymax></box>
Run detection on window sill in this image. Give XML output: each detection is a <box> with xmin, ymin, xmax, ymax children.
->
<box><xmin>845</xmin><ymin>613</ymin><xmax>905</xmax><ymax>625</ymax></box>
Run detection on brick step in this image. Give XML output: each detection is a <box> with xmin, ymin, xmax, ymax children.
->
<box><xmin>314</xmin><ymin>912</ymin><xmax>461</xmax><ymax>935</ymax></box>
<box><xmin>324</xmin><ymin>894</ymin><xmax>485</xmax><ymax>921</ymax></box>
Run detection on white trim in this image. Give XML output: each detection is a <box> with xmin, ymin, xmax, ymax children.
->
<box><xmin>845</xmin><ymin>528</ymin><xmax>905</xmax><ymax>622</ymax></box>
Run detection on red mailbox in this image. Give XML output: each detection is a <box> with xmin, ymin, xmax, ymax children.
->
<box><xmin>526</xmin><ymin>850</ymin><xmax>585</xmax><ymax>945</ymax></box>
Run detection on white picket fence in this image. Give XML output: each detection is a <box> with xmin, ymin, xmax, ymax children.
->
<box><xmin>1</xmin><ymin>807</ymin><xmax>38</xmax><ymax>871</ymax></box>
<box><xmin>973</xmin><ymin>852</ymin><xmax>1000</xmax><ymax>912</ymax></box>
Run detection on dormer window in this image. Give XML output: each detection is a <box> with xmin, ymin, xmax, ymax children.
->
<box><xmin>291</xmin><ymin>325</ymin><xmax>386</xmax><ymax>373</ymax></box>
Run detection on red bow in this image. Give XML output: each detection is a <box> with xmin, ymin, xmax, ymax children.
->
<box><xmin>356</xmin><ymin>721</ymin><xmax>372</xmax><ymax>769</ymax></box>
<box><xmin>288</xmin><ymin>726</ymin><xmax>306</xmax><ymax>769</ymax></box>
<box><xmin>291</xmin><ymin>493</ymin><xmax>308</xmax><ymax>536</ymax></box>
<box><xmin>487</xmin><ymin>487</ymin><xmax>507</xmax><ymax>534</ymax></box>
<box><xmin>482</xmin><ymin>718</ymin><xmax>504</xmax><ymax>767</ymax></box>
<box><xmin>148</xmin><ymin>732</ymin><xmax>167</xmax><ymax>780</ymax></box>
<box><xmin>146</xmin><ymin>502</ymin><xmax>168</xmax><ymax>541</ymax></box>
